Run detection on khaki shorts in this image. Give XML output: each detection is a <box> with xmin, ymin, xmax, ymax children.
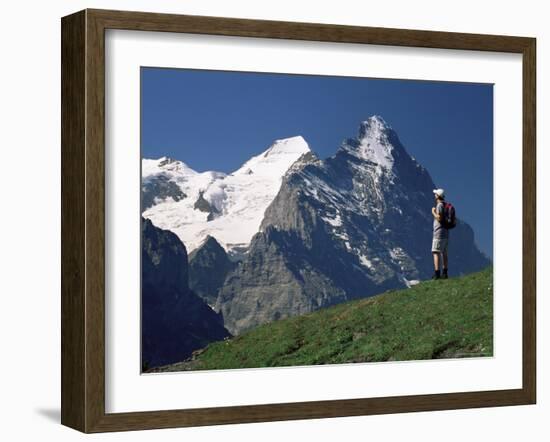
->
<box><xmin>432</xmin><ymin>238</ymin><xmax>449</xmax><ymax>253</ymax></box>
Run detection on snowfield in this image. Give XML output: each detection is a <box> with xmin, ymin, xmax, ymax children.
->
<box><xmin>142</xmin><ymin>136</ymin><xmax>310</xmax><ymax>253</ymax></box>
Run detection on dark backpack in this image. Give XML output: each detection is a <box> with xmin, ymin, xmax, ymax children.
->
<box><xmin>441</xmin><ymin>202</ymin><xmax>457</xmax><ymax>229</ymax></box>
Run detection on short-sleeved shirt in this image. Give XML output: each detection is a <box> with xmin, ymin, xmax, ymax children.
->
<box><xmin>433</xmin><ymin>202</ymin><xmax>449</xmax><ymax>239</ymax></box>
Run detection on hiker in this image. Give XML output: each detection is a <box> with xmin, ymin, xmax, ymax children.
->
<box><xmin>431</xmin><ymin>188</ymin><xmax>450</xmax><ymax>280</ymax></box>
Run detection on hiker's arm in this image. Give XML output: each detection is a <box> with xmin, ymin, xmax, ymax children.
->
<box><xmin>431</xmin><ymin>207</ymin><xmax>442</xmax><ymax>221</ymax></box>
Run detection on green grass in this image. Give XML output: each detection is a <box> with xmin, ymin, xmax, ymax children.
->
<box><xmin>154</xmin><ymin>267</ymin><xmax>493</xmax><ymax>372</ymax></box>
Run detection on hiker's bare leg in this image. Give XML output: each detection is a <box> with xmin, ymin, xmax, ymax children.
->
<box><xmin>432</xmin><ymin>252</ymin><xmax>440</xmax><ymax>271</ymax></box>
<box><xmin>442</xmin><ymin>251</ymin><xmax>448</xmax><ymax>270</ymax></box>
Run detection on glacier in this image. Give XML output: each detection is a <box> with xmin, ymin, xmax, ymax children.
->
<box><xmin>142</xmin><ymin>136</ymin><xmax>310</xmax><ymax>253</ymax></box>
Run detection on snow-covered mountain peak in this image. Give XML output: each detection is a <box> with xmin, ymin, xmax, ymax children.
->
<box><xmin>358</xmin><ymin>115</ymin><xmax>392</xmax><ymax>138</ymax></box>
<box><xmin>338</xmin><ymin>116</ymin><xmax>396</xmax><ymax>170</ymax></box>
<box><xmin>143</xmin><ymin>136</ymin><xmax>312</xmax><ymax>253</ymax></box>
<box><xmin>268</xmin><ymin>135</ymin><xmax>310</xmax><ymax>155</ymax></box>
<box><xmin>233</xmin><ymin>136</ymin><xmax>310</xmax><ymax>177</ymax></box>
<box><xmin>142</xmin><ymin>156</ymin><xmax>198</xmax><ymax>180</ymax></box>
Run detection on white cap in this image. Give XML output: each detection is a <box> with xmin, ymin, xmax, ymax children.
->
<box><xmin>433</xmin><ymin>188</ymin><xmax>445</xmax><ymax>198</ymax></box>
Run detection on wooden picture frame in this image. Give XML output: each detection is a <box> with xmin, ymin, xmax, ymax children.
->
<box><xmin>61</xmin><ymin>8</ymin><xmax>536</xmax><ymax>433</ymax></box>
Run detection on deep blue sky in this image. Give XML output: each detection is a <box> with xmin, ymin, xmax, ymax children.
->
<box><xmin>141</xmin><ymin>67</ymin><xmax>493</xmax><ymax>258</ymax></box>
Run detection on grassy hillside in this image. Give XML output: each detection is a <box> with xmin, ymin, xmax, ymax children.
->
<box><xmin>149</xmin><ymin>267</ymin><xmax>493</xmax><ymax>372</ymax></box>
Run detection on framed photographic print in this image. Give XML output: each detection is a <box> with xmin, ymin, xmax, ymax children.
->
<box><xmin>61</xmin><ymin>9</ymin><xmax>536</xmax><ymax>433</ymax></box>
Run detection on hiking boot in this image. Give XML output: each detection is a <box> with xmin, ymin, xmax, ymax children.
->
<box><xmin>431</xmin><ymin>270</ymin><xmax>441</xmax><ymax>280</ymax></box>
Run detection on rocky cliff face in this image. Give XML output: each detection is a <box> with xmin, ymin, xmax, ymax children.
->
<box><xmin>141</xmin><ymin>218</ymin><xmax>229</xmax><ymax>369</ymax></box>
<box><xmin>216</xmin><ymin>116</ymin><xmax>489</xmax><ymax>334</ymax></box>
<box><xmin>188</xmin><ymin>236</ymin><xmax>237</xmax><ymax>307</ymax></box>
<box><xmin>141</xmin><ymin>174</ymin><xmax>186</xmax><ymax>211</ymax></box>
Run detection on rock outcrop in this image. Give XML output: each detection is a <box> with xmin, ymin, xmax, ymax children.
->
<box><xmin>141</xmin><ymin>218</ymin><xmax>229</xmax><ymax>369</ymax></box>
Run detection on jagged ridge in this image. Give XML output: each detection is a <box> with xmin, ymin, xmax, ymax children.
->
<box><xmin>215</xmin><ymin>116</ymin><xmax>490</xmax><ymax>334</ymax></box>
